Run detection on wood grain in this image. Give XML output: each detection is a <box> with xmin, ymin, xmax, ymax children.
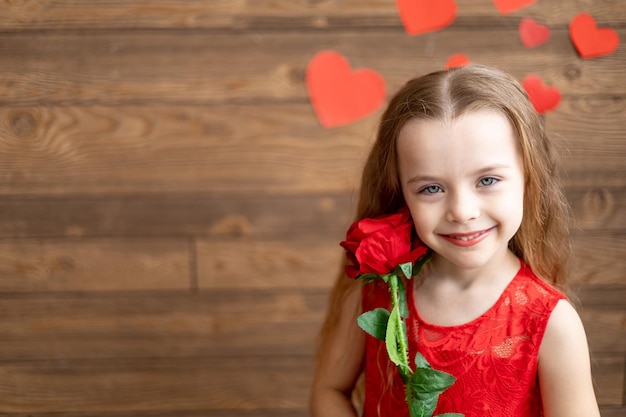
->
<box><xmin>592</xmin><ymin>356</ymin><xmax>625</xmax><ymax>406</ymax></box>
<box><xmin>0</xmin><ymin>239</ymin><xmax>190</xmax><ymax>291</ymax></box>
<box><xmin>0</xmin><ymin>29</ymin><xmax>624</xmax><ymax>107</ymax></box>
<box><xmin>0</xmin><ymin>100</ymin><xmax>623</xmax><ymax>195</ymax></box>
<box><xmin>0</xmin><ymin>356</ymin><xmax>312</xmax><ymax>412</ymax></box>
<box><xmin>196</xmin><ymin>239</ymin><xmax>344</xmax><ymax>289</ymax></box>
<box><xmin>0</xmin><ymin>0</ymin><xmax>623</xmax><ymax>30</ymax></box>
<box><xmin>0</xmin><ymin>286</ymin><xmax>621</xmax><ymax>360</ymax></box>
<box><xmin>0</xmin><ymin>290</ymin><xmax>324</xmax><ymax>361</ymax></box>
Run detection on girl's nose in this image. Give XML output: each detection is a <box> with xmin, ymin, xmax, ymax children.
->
<box><xmin>446</xmin><ymin>190</ymin><xmax>480</xmax><ymax>224</ymax></box>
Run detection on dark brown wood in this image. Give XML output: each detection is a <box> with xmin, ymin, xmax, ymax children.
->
<box><xmin>591</xmin><ymin>356</ymin><xmax>625</xmax><ymax>406</ymax></box>
<box><xmin>0</xmin><ymin>356</ymin><xmax>312</xmax><ymax>412</ymax></box>
<box><xmin>0</xmin><ymin>100</ymin><xmax>623</xmax><ymax>196</ymax></box>
<box><xmin>0</xmin><ymin>189</ymin><xmax>623</xmax><ymax>240</ymax></box>
<box><xmin>0</xmin><ymin>0</ymin><xmax>623</xmax><ymax>30</ymax></box>
<box><xmin>0</xmin><ymin>238</ymin><xmax>190</xmax><ymax>291</ymax></box>
<box><xmin>0</xmin><ymin>29</ymin><xmax>624</xmax><ymax>108</ymax></box>
<box><xmin>0</xmin><ymin>290</ymin><xmax>325</xmax><ymax>360</ymax></box>
<box><xmin>0</xmin><ymin>286</ymin><xmax>622</xmax><ymax>359</ymax></box>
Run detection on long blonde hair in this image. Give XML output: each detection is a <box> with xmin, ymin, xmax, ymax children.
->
<box><xmin>318</xmin><ymin>62</ymin><xmax>571</xmax><ymax>369</ymax></box>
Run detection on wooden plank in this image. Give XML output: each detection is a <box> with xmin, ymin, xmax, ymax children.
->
<box><xmin>0</xmin><ymin>29</ymin><xmax>624</xmax><ymax>107</ymax></box>
<box><xmin>599</xmin><ymin>407</ymin><xmax>626</xmax><ymax>417</ymax></box>
<box><xmin>0</xmin><ymin>193</ymin><xmax>354</xmax><ymax>239</ymax></box>
<box><xmin>0</xmin><ymin>239</ymin><xmax>190</xmax><ymax>292</ymax></box>
<box><xmin>575</xmin><ymin>285</ymin><xmax>626</xmax><ymax>310</ymax></box>
<box><xmin>0</xmin><ymin>353</ymin><xmax>619</xmax><ymax>411</ymax></box>
<box><xmin>571</xmin><ymin>233</ymin><xmax>626</xmax><ymax>285</ymax></box>
<box><xmin>0</xmin><ymin>104</ymin><xmax>371</xmax><ymax>195</ymax></box>
<box><xmin>576</xmin><ymin>285</ymin><xmax>626</xmax><ymax>354</ymax></box>
<box><xmin>196</xmin><ymin>234</ymin><xmax>626</xmax><ymax>290</ymax></box>
<box><xmin>0</xmin><ymin>356</ymin><xmax>312</xmax><ymax>412</ymax></box>
<box><xmin>581</xmin><ymin>308</ymin><xmax>626</xmax><ymax>354</ymax></box>
<box><xmin>2</xmin><ymin>412</ymin><xmax>310</xmax><ymax>417</ymax></box>
<box><xmin>548</xmin><ymin>96</ymin><xmax>626</xmax><ymax>188</ymax></box>
<box><xmin>0</xmin><ymin>0</ymin><xmax>623</xmax><ymax>30</ymax></box>
<box><xmin>0</xmin><ymin>190</ymin><xmax>623</xmax><ymax>239</ymax></box>
<box><xmin>0</xmin><ymin>101</ymin><xmax>624</xmax><ymax>195</ymax></box>
<box><xmin>592</xmin><ymin>356</ymin><xmax>625</xmax><ymax>406</ymax></box>
<box><xmin>0</xmin><ymin>286</ymin><xmax>622</xmax><ymax>362</ymax></box>
<box><xmin>0</xmin><ymin>290</ymin><xmax>325</xmax><ymax>361</ymax></box>
<box><xmin>0</xmin><ymin>411</ymin><xmax>309</xmax><ymax>417</ymax></box>
<box><xmin>196</xmin><ymin>239</ymin><xmax>344</xmax><ymax>289</ymax></box>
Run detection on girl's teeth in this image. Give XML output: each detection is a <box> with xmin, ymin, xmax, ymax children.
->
<box><xmin>456</xmin><ymin>233</ymin><xmax>478</xmax><ymax>241</ymax></box>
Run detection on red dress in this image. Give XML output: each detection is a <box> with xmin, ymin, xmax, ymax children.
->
<box><xmin>361</xmin><ymin>261</ymin><xmax>565</xmax><ymax>417</ymax></box>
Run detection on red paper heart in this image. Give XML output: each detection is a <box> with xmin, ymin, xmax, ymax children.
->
<box><xmin>445</xmin><ymin>53</ymin><xmax>470</xmax><ymax>69</ymax></box>
<box><xmin>493</xmin><ymin>0</ymin><xmax>536</xmax><ymax>15</ymax></box>
<box><xmin>306</xmin><ymin>51</ymin><xmax>386</xmax><ymax>128</ymax></box>
<box><xmin>522</xmin><ymin>75</ymin><xmax>561</xmax><ymax>114</ymax></box>
<box><xmin>396</xmin><ymin>0</ymin><xmax>457</xmax><ymax>36</ymax></box>
<box><xmin>569</xmin><ymin>13</ymin><xmax>619</xmax><ymax>59</ymax></box>
<box><xmin>519</xmin><ymin>18</ymin><xmax>550</xmax><ymax>48</ymax></box>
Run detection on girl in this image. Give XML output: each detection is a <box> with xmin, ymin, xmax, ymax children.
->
<box><xmin>309</xmin><ymin>65</ymin><xmax>600</xmax><ymax>417</ymax></box>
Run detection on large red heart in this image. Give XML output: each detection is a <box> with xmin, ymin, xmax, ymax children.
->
<box><xmin>493</xmin><ymin>0</ymin><xmax>536</xmax><ymax>15</ymax></box>
<box><xmin>306</xmin><ymin>51</ymin><xmax>386</xmax><ymax>128</ymax></box>
<box><xmin>522</xmin><ymin>75</ymin><xmax>561</xmax><ymax>114</ymax></box>
<box><xmin>396</xmin><ymin>0</ymin><xmax>457</xmax><ymax>36</ymax></box>
<box><xmin>569</xmin><ymin>13</ymin><xmax>619</xmax><ymax>59</ymax></box>
<box><xmin>519</xmin><ymin>18</ymin><xmax>550</xmax><ymax>48</ymax></box>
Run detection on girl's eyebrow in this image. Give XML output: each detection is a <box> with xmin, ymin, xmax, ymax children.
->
<box><xmin>474</xmin><ymin>164</ymin><xmax>511</xmax><ymax>175</ymax></box>
<box><xmin>406</xmin><ymin>175</ymin><xmax>439</xmax><ymax>184</ymax></box>
<box><xmin>406</xmin><ymin>164</ymin><xmax>511</xmax><ymax>184</ymax></box>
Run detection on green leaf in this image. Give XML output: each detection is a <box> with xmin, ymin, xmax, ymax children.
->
<box><xmin>414</xmin><ymin>352</ymin><xmax>431</xmax><ymax>369</ymax></box>
<box><xmin>408</xmin><ymin>358</ymin><xmax>458</xmax><ymax>417</ymax></box>
<box><xmin>411</xmin><ymin>366</ymin><xmax>457</xmax><ymax>394</ymax></box>
<box><xmin>385</xmin><ymin>305</ymin><xmax>411</xmax><ymax>376</ymax></box>
<box><xmin>398</xmin><ymin>261</ymin><xmax>413</xmax><ymax>279</ymax></box>
<box><xmin>357</xmin><ymin>308</ymin><xmax>390</xmax><ymax>341</ymax></box>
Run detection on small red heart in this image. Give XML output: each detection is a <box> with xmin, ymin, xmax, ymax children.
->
<box><xmin>445</xmin><ymin>53</ymin><xmax>470</xmax><ymax>69</ymax></box>
<box><xmin>569</xmin><ymin>13</ymin><xmax>619</xmax><ymax>59</ymax></box>
<box><xmin>396</xmin><ymin>0</ymin><xmax>457</xmax><ymax>36</ymax></box>
<box><xmin>306</xmin><ymin>51</ymin><xmax>386</xmax><ymax>128</ymax></box>
<box><xmin>519</xmin><ymin>18</ymin><xmax>550</xmax><ymax>48</ymax></box>
<box><xmin>522</xmin><ymin>75</ymin><xmax>561</xmax><ymax>114</ymax></box>
<box><xmin>493</xmin><ymin>0</ymin><xmax>536</xmax><ymax>15</ymax></box>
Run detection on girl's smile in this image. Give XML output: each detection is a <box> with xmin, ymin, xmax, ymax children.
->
<box><xmin>440</xmin><ymin>226</ymin><xmax>496</xmax><ymax>247</ymax></box>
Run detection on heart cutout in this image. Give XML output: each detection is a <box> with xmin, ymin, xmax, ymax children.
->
<box><xmin>445</xmin><ymin>53</ymin><xmax>470</xmax><ymax>69</ymax></box>
<box><xmin>396</xmin><ymin>0</ymin><xmax>457</xmax><ymax>36</ymax></box>
<box><xmin>306</xmin><ymin>51</ymin><xmax>386</xmax><ymax>128</ymax></box>
<box><xmin>493</xmin><ymin>0</ymin><xmax>536</xmax><ymax>15</ymax></box>
<box><xmin>519</xmin><ymin>18</ymin><xmax>550</xmax><ymax>48</ymax></box>
<box><xmin>522</xmin><ymin>75</ymin><xmax>561</xmax><ymax>114</ymax></box>
<box><xmin>569</xmin><ymin>13</ymin><xmax>619</xmax><ymax>59</ymax></box>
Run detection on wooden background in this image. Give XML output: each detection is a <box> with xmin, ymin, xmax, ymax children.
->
<box><xmin>0</xmin><ymin>1</ymin><xmax>624</xmax><ymax>416</ymax></box>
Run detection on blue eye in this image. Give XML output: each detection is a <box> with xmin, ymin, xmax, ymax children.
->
<box><xmin>420</xmin><ymin>185</ymin><xmax>443</xmax><ymax>194</ymax></box>
<box><xmin>479</xmin><ymin>177</ymin><xmax>498</xmax><ymax>187</ymax></box>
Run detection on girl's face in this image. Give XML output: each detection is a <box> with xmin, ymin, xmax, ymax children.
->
<box><xmin>397</xmin><ymin>110</ymin><xmax>525</xmax><ymax>274</ymax></box>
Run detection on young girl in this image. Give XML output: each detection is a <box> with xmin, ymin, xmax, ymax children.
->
<box><xmin>309</xmin><ymin>65</ymin><xmax>600</xmax><ymax>417</ymax></box>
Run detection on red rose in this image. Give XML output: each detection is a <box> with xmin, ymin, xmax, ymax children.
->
<box><xmin>340</xmin><ymin>207</ymin><xmax>428</xmax><ymax>279</ymax></box>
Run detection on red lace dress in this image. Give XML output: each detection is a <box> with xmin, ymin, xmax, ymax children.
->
<box><xmin>361</xmin><ymin>261</ymin><xmax>566</xmax><ymax>417</ymax></box>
